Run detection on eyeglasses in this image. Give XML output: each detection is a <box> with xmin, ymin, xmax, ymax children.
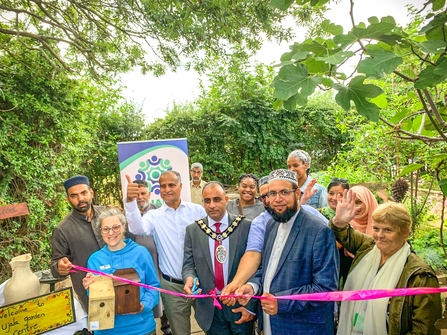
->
<box><xmin>260</xmin><ymin>194</ymin><xmax>268</xmax><ymax>200</ymax></box>
<box><xmin>267</xmin><ymin>189</ymin><xmax>296</xmax><ymax>199</ymax></box>
<box><xmin>100</xmin><ymin>225</ymin><xmax>122</xmax><ymax>234</ymax></box>
<box><xmin>330</xmin><ymin>177</ymin><xmax>350</xmax><ymax>184</ymax></box>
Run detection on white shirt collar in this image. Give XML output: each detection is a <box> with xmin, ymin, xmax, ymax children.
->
<box><xmin>208</xmin><ymin>211</ymin><xmax>229</xmax><ymax>228</ymax></box>
<box><xmin>160</xmin><ymin>199</ymin><xmax>186</xmax><ymax>211</ymax></box>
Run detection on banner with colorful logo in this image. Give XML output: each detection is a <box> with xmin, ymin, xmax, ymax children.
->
<box><xmin>117</xmin><ymin>139</ymin><xmax>190</xmax><ymax>206</ymax></box>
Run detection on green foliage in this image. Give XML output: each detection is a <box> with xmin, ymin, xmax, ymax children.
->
<box><xmin>0</xmin><ymin>47</ymin><xmax>145</xmax><ymax>282</ymax></box>
<box><xmin>145</xmin><ymin>60</ymin><xmax>350</xmax><ymax>184</ymax></box>
<box><xmin>271</xmin><ymin>1</ymin><xmax>447</xmax><ymax>149</ymax></box>
<box><xmin>0</xmin><ymin>0</ymin><xmax>324</xmax><ymax>79</ymax></box>
<box><xmin>411</xmin><ymin>229</ymin><xmax>447</xmax><ymax>272</ymax></box>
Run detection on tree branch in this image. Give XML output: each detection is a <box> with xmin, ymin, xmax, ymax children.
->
<box><xmin>416</xmin><ymin>89</ymin><xmax>447</xmax><ymax>141</ymax></box>
<box><xmin>380</xmin><ymin>116</ymin><xmax>445</xmax><ymax>143</ymax></box>
<box><xmin>349</xmin><ymin>0</ymin><xmax>367</xmax><ymax>53</ymax></box>
<box><xmin>423</xmin><ymin>88</ymin><xmax>447</xmax><ymax>129</ymax></box>
<box><xmin>393</xmin><ymin>70</ymin><xmax>416</xmax><ymax>82</ymax></box>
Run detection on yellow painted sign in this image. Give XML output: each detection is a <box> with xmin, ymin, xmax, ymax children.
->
<box><xmin>0</xmin><ymin>288</ymin><xmax>75</xmax><ymax>334</ymax></box>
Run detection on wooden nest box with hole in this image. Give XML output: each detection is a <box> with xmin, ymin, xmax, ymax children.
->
<box><xmin>88</xmin><ymin>275</ymin><xmax>115</xmax><ymax>331</ymax></box>
<box><xmin>112</xmin><ymin>268</ymin><xmax>141</xmax><ymax>314</ymax></box>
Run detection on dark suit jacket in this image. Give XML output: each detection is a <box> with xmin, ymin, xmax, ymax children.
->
<box><xmin>182</xmin><ymin>213</ymin><xmax>255</xmax><ymax>331</ymax></box>
<box><xmin>251</xmin><ymin>208</ymin><xmax>339</xmax><ymax>335</ymax></box>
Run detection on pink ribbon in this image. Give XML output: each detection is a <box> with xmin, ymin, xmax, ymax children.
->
<box><xmin>72</xmin><ymin>264</ymin><xmax>445</xmax><ymax>304</ymax></box>
<box><xmin>71</xmin><ymin>265</ymin><xmax>223</xmax><ymax>309</ymax></box>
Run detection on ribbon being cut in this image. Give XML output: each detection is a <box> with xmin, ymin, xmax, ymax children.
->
<box><xmin>71</xmin><ymin>264</ymin><xmax>445</xmax><ymax>310</ymax></box>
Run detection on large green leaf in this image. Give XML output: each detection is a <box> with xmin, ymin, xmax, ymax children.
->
<box><xmin>415</xmin><ymin>65</ymin><xmax>447</xmax><ymax>89</ymax></box>
<box><xmin>321</xmin><ymin>20</ymin><xmax>343</xmax><ymax>35</ymax></box>
<box><xmin>352</xmin><ymin>18</ymin><xmax>395</xmax><ymax>39</ymax></box>
<box><xmin>303</xmin><ymin>57</ymin><xmax>330</xmax><ymax>75</ymax></box>
<box><xmin>358</xmin><ymin>49</ymin><xmax>403</xmax><ymax>79</ymax></box>
<box><xmin>397</xmin><ymin>163</ymin><xmax>424</xmax><ymax>178</ymax></box>
<box><xmin>315</xmin><ymin>51</ymin><xmax>355</xmax><ymax>65</ymax></box>
<box><xmin>268</xmin><ymin>0</ymin><xmax>294</xmax><ymax>10</ymax></box>
<box><xmin>420</xmin><ymin>13</ymin><xmax>447</xmax><ymax>40</ymax></box>
<box><xmin>273</xmin><ymin>64</ymin><xmax>322</xmax><ymax>101</ymax></box>
<box><xmin>300</xmin><ymin>40</ymin><xmax>328</xmax><ymax>57</ymax></box>
<box><xmin>334</xmin><ymin>76</ymin><xmax>383</xmax><ymax>121</ymax></box>
<box><xmin>439</xmin><ymin>178</ymin><xmax>447</xmax><ymax>196</ymax></box>
<box><xmin>370</xmin><ymin>94</ymin><xmax>388</xmax><ymax>109</ymax></box>
<box><xmin>390</xmin><ymin>108</ymin><xmax>409</xmax><ymax>124</ymax></box>
<box><xmin>280</xmin><ymin>43</ymin><xmax>310</xmax><ymax>61</ymax></box>
<box><xmin>283</xmin><ymin>92</ymin><xmax>308</xmax><ymax>111</ymax></box>
<box><xmin>433</xmin><ymin>56</ymin><xmax>447</xmax><ymax>75</ymax></box>
<box><xmin>432</xmin><ymin>0</ymin><xmax>446</xmax><ymax>10</ymax></box>
<box><xmin>333</xmin><ymin>32</ymin><xmax>358</xmax><ymax>47</ymax></box>
<box><xmin>415</xmin><ymin>40</ymin><xmax>447</xmax><ymax>54</ymax></box>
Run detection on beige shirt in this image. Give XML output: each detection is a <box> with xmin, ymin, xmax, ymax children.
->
<box><xmin>190</xmin><ymin>179</ymin><xmax>206</xmax><ymax>206</ymax></box>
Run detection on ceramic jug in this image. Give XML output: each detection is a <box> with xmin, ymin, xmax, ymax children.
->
<box><xmin>4</xmin><ymin>253</ymin><xmax>40</xmax><ymax>305</ymax></box>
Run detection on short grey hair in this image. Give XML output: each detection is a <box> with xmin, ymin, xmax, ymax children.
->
<box><xmin>190</xmin><ymin>162</ymin><xmax>203</xmax><ymax>171</ymax></box>
<box><xmin>202</xmin><ymin>181</ymin><xmax>226</xmax><ymax>194</ymax></box>
<box><xmin>288</xmin><ymin>150</ymin><xmax>311</xmax><ymax>170</ymax></box>
<box><xmin>160</xmin><ymin>170</ymin><xmax>182</xmax><ymax>184</ymax></box>
<box><xmin>98</xmin><ymin>208</ymin><xmax>127</xmax><ymax>227</ymax></box>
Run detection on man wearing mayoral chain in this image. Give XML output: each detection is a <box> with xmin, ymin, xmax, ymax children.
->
<box><xmin>183</xmin><ymin>181</ymin><xmax>257</xmax><ymax>334</ymax></box>
<box><xmin>237</xmin><ymin>169</ymin><xmax>339</xmax><ymax>335</ymax></box>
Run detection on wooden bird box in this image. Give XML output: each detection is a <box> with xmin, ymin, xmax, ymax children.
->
<box><xmin>88</xmin><ymin>275</ymin><xmax>115</xmax><ymax>331</ymax></box>
<box><xmin>112</xmin><ymin>268</ymin><xmax>141</xmax><ymax>315</ymax></box>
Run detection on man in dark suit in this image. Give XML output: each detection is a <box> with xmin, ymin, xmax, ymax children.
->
<box><xmin>237</xmin><ymin>169</ymin><xmax>339</xmax><ymax>335</ymax></box>
<box><xmin>182</xmin><ymin>181</ymin><xmax>256</xmax><ymax>334</ymax></box>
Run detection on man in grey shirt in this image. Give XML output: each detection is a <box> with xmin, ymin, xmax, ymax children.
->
<box><xmin>50</xmin><ymin>175</ymin><xmax>105</xmax><ymax>312</ymax></box>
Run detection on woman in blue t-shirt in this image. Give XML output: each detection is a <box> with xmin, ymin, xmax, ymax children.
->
<box><xmin>83</xmin><ymin>208</ymin><xmax>160</xmax><ymax>335</ymax></box>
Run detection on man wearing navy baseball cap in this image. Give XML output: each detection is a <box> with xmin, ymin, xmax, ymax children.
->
<box><xmin>50</xmin><ymin>175</ymin><xmax>106</xmax><ymax>312</ymax></box>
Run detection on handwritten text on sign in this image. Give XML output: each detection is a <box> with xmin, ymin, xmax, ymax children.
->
<box><xmin>0</xmin><ymin>203</ymin><xmax>29</xmax><ymax>220</ymax></box>
<box><xmin>0</xmin><ymin>288</ymin><xmax>75</xmax><ymax>335</ymax></box>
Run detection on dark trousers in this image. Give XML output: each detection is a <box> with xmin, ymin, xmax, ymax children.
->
<box><xmin>206</xmin><ymin>305</ymin><xmax>255</xmax><ymax>335</ymax></box>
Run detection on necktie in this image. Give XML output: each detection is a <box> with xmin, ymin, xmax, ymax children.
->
<box><xmin>214</xmin><ymin>222</ymin><xmax>224</xmax><ymax>291</ymax></box>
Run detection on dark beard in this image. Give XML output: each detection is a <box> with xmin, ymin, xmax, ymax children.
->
<box><xmin>70</xmin><ymin>200</ymin><xmax>91</xmax><ymax>213</ymax></box>
<box><xmin>271</xmin><ymin>200</ymin><xmax>298</xmax><ymax>223</ymax></box>
<box><xmin>265</xmin><ymin>206</ymin><xmax>272</xmax><ymax>214</ymax></box>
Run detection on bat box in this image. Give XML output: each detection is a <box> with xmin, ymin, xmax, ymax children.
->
<box><xmin>112</xmin><ymin>268</ymin><xmax>141</xmax><ymax>315</ymax></box>
<box><xmin>88</xmin><ymin>275</ymin><xmax>115</xmax><ymax>331</ymax></box>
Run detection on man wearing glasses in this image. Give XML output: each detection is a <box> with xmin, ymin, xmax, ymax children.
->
<box><xmin>51</xmin><ymin>175</ymin><xmax>106</xmax><ymax>312</ymax></box>
<box><xmin>220</xmin><ymin>175</ymin><xmax>328</xmax><ymax>306</ymax></box>
<box><xmin>233</xmin><ymin>169</ymin><xmax>339</xmax><ymax>335</ymax></box>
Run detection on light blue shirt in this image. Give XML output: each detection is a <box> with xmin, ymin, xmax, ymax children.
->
<box><xmin>126</xmin><ymin>199</ymin><xmax>206</xmax><ymax>279</ymax></box>
<box><xmin>301</xmin><ymin>175</ymin><xmax>328</xmax><ymax>209</ymax></box>
<box><xmin>245</xmin><ymin>205</ymin><xmax>329</xmax><ymax>253</ymax></box>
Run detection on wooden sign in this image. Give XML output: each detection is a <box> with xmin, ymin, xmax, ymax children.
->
<box><xmin>0</xmin><ymin>203</ymin><xmax>29</xmax><ymax>220</ymax></box>
<box><xmin>0</xmin><ymin>288</ymin><xmax>75</xmax><ymax>335</ymax></box>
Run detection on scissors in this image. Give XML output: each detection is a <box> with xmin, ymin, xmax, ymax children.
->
<box><xmin>191</xmin><ymin>277</ymin><xmax>201</xmax><ymax>295</ymax></box>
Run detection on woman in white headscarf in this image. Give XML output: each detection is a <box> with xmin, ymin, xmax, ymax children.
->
<box><xmin>331</xmin><ymin>190</ymin><xmax>441</xmax><ymax>335</ymax></box>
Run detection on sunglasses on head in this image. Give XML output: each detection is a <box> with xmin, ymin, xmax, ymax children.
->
<box><xmin>330</xmin><ymin>177</ymin><xmax>350</xmax><ymax>184</ymax></box>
